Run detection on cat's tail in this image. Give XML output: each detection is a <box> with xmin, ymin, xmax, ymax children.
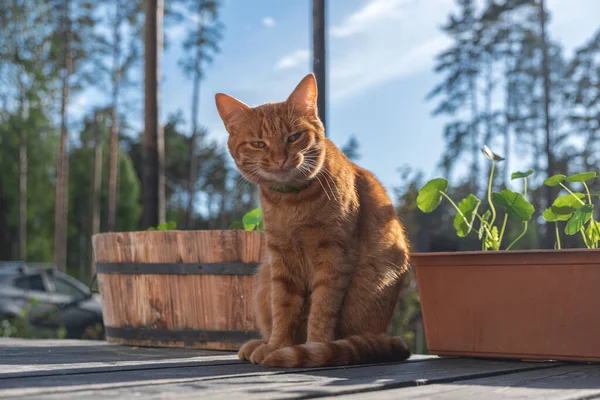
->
<box><xmin>260</xmin><ymin>333</ymin><xmax>410</xmax><ymax>368</ymax></box>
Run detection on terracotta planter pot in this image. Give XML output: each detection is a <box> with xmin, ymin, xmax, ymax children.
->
<box><xmin>92</xmin><ymin>230</ymin><xmax>265</xmax><ymax>350</ymax></box>
<box><xmin>412</xmin><ymin>249</ymin><xmax>600</xmax><ymax>362</ymax></box>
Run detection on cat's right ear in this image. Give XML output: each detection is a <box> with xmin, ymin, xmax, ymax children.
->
<box><xmin>215</xmin><ymin>93</ymin><xmax>250</xmax><ymax>131</ymax></box>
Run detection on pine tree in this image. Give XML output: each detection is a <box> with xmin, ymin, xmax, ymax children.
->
<box><xmin>0</xmin><ymin>0</ymin><xmax>56</xmax><ymax>260</ymax></box>
<box><xmin>341</xmin><ymin>135</ymin><xmax>361</xmax><ymax>162</ymax></box>
<box><xmin>564</xmin><ymin>28</ymin><xmax>600</xmax><ymax>172</ymax></box>
<box><xmin>178</xmin><ymin>0</ymin><xmax>223</xmax><ymax>229</ymax></box>
<box><xmin>48</xmin><ymin>0</ymin><xmax>98</xmax><ymax>270</ymax></box>
<box><xmin>94</xmin><ymin>0</ymin><xmax>143</xmax><ymax>232</ymax></box>
<box><xmin>427</xmin><ymin>0</ymin><xmax>482</xmax><ymax>191</ymax></box>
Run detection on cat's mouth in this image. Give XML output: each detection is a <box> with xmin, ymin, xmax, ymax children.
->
<box><xmin>260</xmin><ymin>168</ymin><xmax>300</xmax><ymax>183</ymax></box>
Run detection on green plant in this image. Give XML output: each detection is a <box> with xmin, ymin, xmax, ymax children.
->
<box><xmin>417</xmin><ymin>145</ymin><xmax>535</xmax><ymax>251</ymax></box>
<box><xmin>230</xmin><ymin>207</ymin><xmax>264</xmax><ymax>231</ymax></box>
<box><xmin>542</xmin><ymin>172</ymin><xmax>600</xmax><ymax>249</ymax></box>
<box><xmin>147</xmin><ymin>221</ymin><xmax>177</xmax><ymax>231</ymax></box>
<box><xmin>1</xmin><ymin>298</ymin><xmax>67</xmax><ymax>339</ymax></box>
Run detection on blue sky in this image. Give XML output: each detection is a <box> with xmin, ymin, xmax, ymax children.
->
<box><xmin>75</xmin><ymin>0</ymin><xmax>600</xmax><ymax>194</ymax></box>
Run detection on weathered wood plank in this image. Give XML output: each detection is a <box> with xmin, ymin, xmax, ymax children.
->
<box><xmin>0</xmin><ymin>338</ymin><xmax>240</xmax><ymax>378</ymax></box>
<box><xmin>332</xmin><ymin>364</ymin><xmax>600</xmax><ymax>400</ymax></box>
<box><xmin>0</xmin><ymin>356</ymin><xmax>558</xmax><ymax>399</ymax></box>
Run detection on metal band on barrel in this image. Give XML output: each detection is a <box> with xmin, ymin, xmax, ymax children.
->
<box><xmin>95</xmin><ymin>262</ymin><xmax>259</xmax><ymax>275</ymax></box>
<box><xmin>105</xmin><ymin>327</ymin><xmax>261</xmax><ymax>343</ymax></box>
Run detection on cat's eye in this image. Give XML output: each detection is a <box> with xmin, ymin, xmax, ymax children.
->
<box><xmin>287</xmin><ymin>131</ymin><xmax>303</xmax><ymax>143</ymax></box>
<box><xmin>250</xmin><ymin>141</ymin><xmax>267</xmax><ymax>148</ymax></box>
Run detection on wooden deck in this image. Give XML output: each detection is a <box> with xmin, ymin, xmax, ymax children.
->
<box><xmin>1</xmin><ymin>338</ymin><xmax>599</xmax><ymax>399</ymax></box>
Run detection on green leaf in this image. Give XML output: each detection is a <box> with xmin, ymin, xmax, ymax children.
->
<box><xmin>229</xmin><ymin>221</ymin><xmax>244</xmax><ymax>230</ymax></box>
<box><xmin>543</xmin><ymin>207</ymin><xmax>571</xmax><ymax>222</ymax></box>
<box><xmin>417</xmin><ymin>178</ymin><xmax>449</xmax><ymax>213</ymax></box>
<box><xmin>565</xmin><ymin>172</ymin><xmax>597</xmax><ymax>183</ymax></box>
<box><xmin>544</xmin><ymin>193</ymin><xmax>586</xmax><ymax>222</ymax></box>
<box><xmin>492</xmin><ymin>189</ymin><xmax>535</xmax><ymax>222</ymax></box>
<box><xmin>453</xmin><ymin>194</ymin><xmax>481</xmax><ymax>237</ymax></box>
<box><xmin>156</xmin><ymin>222</ymin><xmax>173</xmax><ymax>231</ymax></box>
<box><xmin>565</xmin><ymin>204</ymin><xmax>594</xmax><ymax>235</ymax></box>
<box><xmin>585</xmin><ymin>220</ymin><xmax>600</xmax><ymax>246</ymax></box>
<box><xmin>552</xmin><ymin>193</ymin><xmax>586</xmax><ymax>210</ymax></box>
<box><xmin>511</xmin><ymin>169</ymin><xmax>533</xmax><ymax>180</ymax></box>
<box><xmin>544</xmin><ymin>174</ymin><xmax>566</xmax><ymax>186</ymax></box>
<box><xmin>242</xmin><ymin>207</ymin><xmax>263</xmax><ymax>231</ymax></box>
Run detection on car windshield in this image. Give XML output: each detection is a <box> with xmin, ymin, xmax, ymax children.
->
<box><xmin>52</xmin><ymin>276</ymin><xmax>87</xmax><ymax>299</ymax></box>
<box><xmin>14</xmin><ymin>275</ymin><xmax>46</xmax><ymax>292</ymax></box>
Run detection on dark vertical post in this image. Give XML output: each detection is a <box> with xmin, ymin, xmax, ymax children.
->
<box><xmin>312</xmin><ymin>0</ymin><xmax>326</xmax><ymax>134</ymax></box>
<box><xmin>142</xmin><ymin>0</ymin><xmax>161</xmax><ymax>229</ymax></box>
<box><xmin>540</xmin><ymin>0</ymin><xmax>554</xmax><ymax>249</ymax></box>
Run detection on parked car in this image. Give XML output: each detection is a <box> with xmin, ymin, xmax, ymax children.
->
<box><xmin>0</xmin><ymin>262</ymin><xmax>104</xmax><ymax>339</ymax></box>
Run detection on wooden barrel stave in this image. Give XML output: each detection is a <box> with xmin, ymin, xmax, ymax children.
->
<box><xmin>92</xmin><ymin>230</ymin><xmax>265</xmax><ymax>350</ymax></box>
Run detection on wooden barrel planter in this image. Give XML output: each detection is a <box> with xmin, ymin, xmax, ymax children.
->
<box><xmin>91</xmin><ymin>230</ymin><xmax>265</xmax><ymax>350</ymax></box>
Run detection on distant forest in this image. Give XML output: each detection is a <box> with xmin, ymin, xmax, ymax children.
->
<box><xmin>0</xmin><ymin>0</ymin><xmax>598</xmax><ymax>269</ymax></box>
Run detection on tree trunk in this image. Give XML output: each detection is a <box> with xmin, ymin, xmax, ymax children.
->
<box><xmin>186</xmin><ymin>17</ymin><xmax>204</xmax><ymax>229</ymax></box>
<box><xmin>539</xmin><ymin>0</ymin><xmax>554</xmax><ymax>249</ymax></box>
<box><xmin>107</xmin><ymin>3</ymin><xmax>122</xmax><ymax>232</ymax></box>
<box><xmin>19</xmin><ymin>120</ymin><xmax>27</xmax><ymax>261</ymax></box>
<box><xmin>312</xmin><ymin>0</ymin><xmax>326</xmax><ymax>133</ymax></box>
<box><xmin>503</xmin><ymin>53</ymin><xmax>513</xmax><ymax>186</ymax></box>
<box><xmin>17</xmin><ymin>72</ymin><xmax>27</xmax><ymax>261</ymax></box>
<box><xmin>157</xmin><ymin>0</ymin><xmax>166</xmax><ymax>226</ymax></box>
<box><xmin>54</xmin><ymin>0</ymin><xmax>72</xmax><ymax>272</ymax></box>
<box><xmin>91</xmin><ymin>113</ymin><xmax>103</xmax><ymax>277</ymax></box>
<box><xmin>469</xmin><ymin>74</ymin><xmax>480</xmax><ymax>194</ymax></box>
<box><xmin>218</xmin><ymin>191</ymin><xmax>227</xmax><ymax>228</ymax></box>
<box><xmin>142</xmin><ymin>0</ymin><xmax>165</xmax><ymax>228</ymax></box>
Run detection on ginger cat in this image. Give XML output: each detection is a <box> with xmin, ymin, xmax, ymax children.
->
<box><xmin>215</xmin><ymin>73</ymin><xmax>411</xmax><ymax>368</ymax></box>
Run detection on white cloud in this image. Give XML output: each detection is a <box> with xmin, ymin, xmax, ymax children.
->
<box><xmin>328</xmin><ymin>0</ymin><xmax>454</xmax><ymax>101</ymax></box>
<box><xmin>332</xmin><ymin>35</ymin><xmax>451</xmax><ymax>101</ymax></box>
<box><xmin>274</xmin><ymin>49</ymin><xmax>310</xmax><ymax>71</ymax></box>
<box><xmin>167</xmin><ymin>25</ymin><xmax>186</xmax><ymax>40</ymax></box>
<box><xmin>331</xmin><ymin>0</ymin><xmax>409</xmax><ymax>38</ymax></box>
<box><xmin>262</xmin><ymin>16</ymin><xmax>276</xmax><ymax>28</ymax></box>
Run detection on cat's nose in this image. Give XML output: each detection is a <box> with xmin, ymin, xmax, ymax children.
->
<box><xmin>274</xmin><ymin>156</ymin><xmax>288</xmax><ymax>170</ymax></box>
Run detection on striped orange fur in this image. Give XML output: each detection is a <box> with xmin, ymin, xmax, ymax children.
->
<box><xmin>215</xmin><ymin>73</ymin><xmax>411</xmax><ymax>368</ymax></box>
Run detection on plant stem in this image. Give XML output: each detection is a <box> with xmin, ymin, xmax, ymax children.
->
<box><xmin>583</xmin><ymin>182</ymin><xmax>593</xmax><ymax>204</ymax></box>
<box><xmin>498</xmin><ymin>213</ymin><xmax>508</xmax><ymax>247</ymax></box>
<box><xmin>475</xmin><ymin>213</ymin><xmax>494</xmax><ymax>242</ymax></box>
<box><xmin>580</xmin><ymin>228</ymin><xmax>591</xmax><ymax>249</ymax></box>
<box><xmin>488</xmin><ymin>161</ymin><xmax>497</xmax><ymax>226</ymax></box>
<box><xmin>559</xmin><ymin>183</ymin><xmax>585</xmax><ymax>205</ymax></box>
<box><xmin>523</xmin><ymin>177</ymin><xmax>528</xmax><ymax>197</ymax></box>
<box><xmin>439</xmin><ymin>191</ymin><xmax>470</xmax><ymax>226</ymax></box>
<box><xmin>507</xmin><ymin>221</ymin><xmax>528</xmax><ymax>250</ymax></box>
<box><xmin>555</xmin><ymin>222</ymin><xmax>561</xmax><ymax>249</ymax></box>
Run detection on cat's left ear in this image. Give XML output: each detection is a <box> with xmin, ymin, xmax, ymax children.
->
<box><xmin>286</xmin><ymin>73</ymin><xmax>318</xmax><ymax>116</ymax></box>
<box><xmin>215</xmin><ymin>93</ymin><xmax>250</xmax><ymax>131</ymax></box>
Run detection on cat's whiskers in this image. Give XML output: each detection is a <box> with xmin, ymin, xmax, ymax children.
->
<box><xmin>300</xmin><ymin>159</ymin><xmax>334</xmax><ymax>201</ymax></box>
<box><xmin>318</xmin><ymin>167</ymin><xmax>341</xmax><ymax>200</ymax></box>
<box><xmin>315</xmin><ymin>175</ymin><xmax>331</xmax><ymax>201</ymax></box>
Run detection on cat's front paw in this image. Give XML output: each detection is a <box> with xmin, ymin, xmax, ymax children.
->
<box><xmin>238</xmin><ymin>339</ymin><xmax>266</xmax><ymax>361</ymax></box>
<box><xmin>249</xmin><ymin>342</ymin><xmax>282</xmax><ymax>364</ymax></box>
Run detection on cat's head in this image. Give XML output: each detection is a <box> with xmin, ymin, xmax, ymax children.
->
<box><xmin>215</xmin><ymin>73</ymin><xmax>325</xmax><ymax>188</ymax></box>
